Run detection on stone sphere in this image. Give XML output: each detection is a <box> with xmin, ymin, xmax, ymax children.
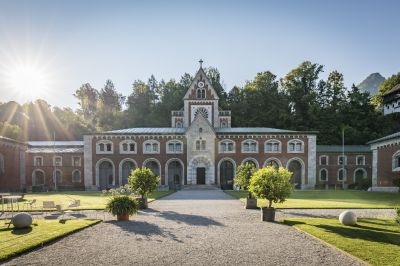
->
<box><xmin>12</xmin><ymin>212</ymin><xmax>33</xmax><ymax>229</ymax></box>
<box><xmin>339</xmin><ymin>211</ymin><xmax>357</xmax><ymax>226</ymax></box>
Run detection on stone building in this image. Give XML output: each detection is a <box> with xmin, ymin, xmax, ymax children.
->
<box><xmin>0</xmin><ymin>64</ymin><xmax>398</xmax><ymax>192</ymax></box>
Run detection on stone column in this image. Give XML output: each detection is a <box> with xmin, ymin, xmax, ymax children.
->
<box><xmin>84</xmin><ymin>135</ymin><xmax>94</xmax><ymax>190</ymax></box>
<box><xmin>307</xmin><ymin>135</ymin><xmax>317</xmax><ymax>189</ymax></box>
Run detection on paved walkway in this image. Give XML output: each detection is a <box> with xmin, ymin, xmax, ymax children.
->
<box><xmin>4</xmin><ymin>190</ymin><xmax>366</xmax><ymax>266</ymax></box>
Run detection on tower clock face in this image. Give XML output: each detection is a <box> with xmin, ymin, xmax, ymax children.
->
<box><xmin>197</xmin><ymin>81</ymin><xmax>205</xmax><ymax>88</ymax></box>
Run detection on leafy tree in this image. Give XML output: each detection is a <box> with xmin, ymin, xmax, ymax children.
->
<box><xmin>248</xmin><ymin>166</ymin><xmax>294</xmax><ymax>208</ymax></box>
<box><xmin>73</xmin><ymin>83</ymin><xmax>98</xmax><ymax>125</ymax></box>
<box><xmin>205</xmin><ymin>67</ymin><xmax>228</xmax><ymax>108</ymax></box>
<box><xmin>0</xmin><ymin>122</ymin><xmax>21</xmax><ymax>140</ymax></box>
<box><xmin>372</xmin><ymin>72</ymin><xmax>400</xmax><ymax>108</ymax></box>
<box><xmin>234</xmin><ymin>162</ymin><xmax>256</xmax><ymax>198</ymax></box>
<box><xmin>128</xmin><ymin>167</ymin><xmax>160</xmax><ymax>200</ymax></box>
<box><xmin>281</xmin><ymin>61</ymin><xmax>323</xmax><ymax>130</ymax></box>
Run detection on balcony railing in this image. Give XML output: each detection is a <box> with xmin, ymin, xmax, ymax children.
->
<box><xmin>219</xmin><ymin>110</ymin><xmax>231</xmax><ymax>116</ymax></box>
<box><xmin>171</xmin><ymin>111</ymin><xmax>184</xmax><ymax>116</ymax></box>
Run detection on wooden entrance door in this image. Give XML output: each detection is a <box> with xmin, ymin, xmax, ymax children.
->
<box><xmin>196</xmin><ymin>167</ymin><xmax>206</xmax><ymax>184</ymax></box>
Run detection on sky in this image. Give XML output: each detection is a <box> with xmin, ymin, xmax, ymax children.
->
<box><xmin>0</xmin><ymin>0</ymin><xmax>399</xmax><ymax>109</ymax></box>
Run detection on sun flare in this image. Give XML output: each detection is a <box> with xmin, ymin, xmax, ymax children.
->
<box><xmin>5</xmin><ymin>63</ymin><xmax>49</xmax><ymax>97</ymax></box>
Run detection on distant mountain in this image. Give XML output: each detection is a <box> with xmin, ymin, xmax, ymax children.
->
<box><xmin>357</xmin><ymin>73</ymin><xmax>385</xmax><ymax>96</ymax></box>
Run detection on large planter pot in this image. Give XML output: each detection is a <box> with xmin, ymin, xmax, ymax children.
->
<box><xmin>117</xmin><ymin>213</ymin><xmax>129</xmax><ymax>221</ymax></box>
<box><xmin>245</xmin><ymin>198</ymin><xmax>257</xmax><ymax>209</ymax></box>
<box><xmin>261</xmin><ymin>207</ymin><xmax>276</xmax><ymax>222</ymax></box>
<box><xmin>136</xmin><ymin>197</ymin><xmax>148</xmax><ymax>209</ymax></box>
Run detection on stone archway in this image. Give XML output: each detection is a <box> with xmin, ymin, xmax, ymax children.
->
<box><xmin>286</xmin><ymin>158</ymin><xmax>305</xmax><ymax>189</ymax></box>
<box><xmin>166</xmin><ymin>159</ymin><xmax>184</xmax><ymax>190</ymax></box>
<box><xmin>188</xmin><ymin>156</ymin><xmax>214</xmax><ymax>185</ymax></box>
<box><xmin>219</xmin><ymin>159</ymin><xmax>235</xmax><ymax>190</ymax></box>
<box><xmin>119</xmin><ymin>159</ymin><xmax>137</xmax><ymax>186</ymax></box>
<box><xmin>98</xmin><ymin>160</ymin><xmax>114</xmax><ymax>190</ymax></box>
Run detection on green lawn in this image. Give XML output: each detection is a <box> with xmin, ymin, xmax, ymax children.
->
<box><xmin>0</xmin><ymin>219</ymin><xmax>100</xmax><ymax>261</ymax></box>
<box><xmin>283</xmin><ymin>218</ymin><xmax>400</xmax><ymax>266</ymax></box>
<box><xmin>224</xmin><ymin>190</ymin><xmax>400</xmax><ymax>208</ymax></box>
<box><xmin>1</xmin><ymin>190</ymin><xmax>175</xmax><ymax>211</ymax></box>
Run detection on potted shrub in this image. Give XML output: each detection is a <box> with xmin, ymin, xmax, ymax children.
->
<box><xmin>128</xmin><ymin>167</ymin><xmax>160</xmax><ymax>209</ymax></box>
<box><xmin>234</xmin><ymin>162</ymin><xmax>257</xmax><ymax>209</ymax></box>
<box><xmin>248</xmin><ymin>166</ymin><xmax>294</xmax><ymax>222</ymax></box>
<box><xmin>105</xmin><ymin>195</ymin><xmax>138</xmax><ymax>221</ymax></box>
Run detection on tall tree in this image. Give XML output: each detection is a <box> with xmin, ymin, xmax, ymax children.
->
<box><xmin>372</xmin><ymin>72</ymin><xmax>400</xmax><ymax>108</ymax></box>
<box><xmin>281</xmin><ymin>61</ymin><xmax>324</xmax><ymax>130</ymax></box>
<box><xmin>73</xmin><ymin>83</ymin><xmax>98</xmax><ymax>126</ymax></box>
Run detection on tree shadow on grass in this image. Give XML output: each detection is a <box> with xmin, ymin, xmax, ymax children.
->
<box><xmin>106</xmin><ymin>220</ymin><xmax>182</xmax><ymax>243</ymax></box>
<box><xmin>314</xmin><ymin>224</ymin><xmax>400</xmax><ymax>245</ymax></box>
<box><xmin>157</xmin><ymin>211</ymin><xmax>224</xmax><ymax>227</ymax></box>
<box><xmin>281</xmin><ymin>211</ymin><xmax>336</xmax><ymax>219</ymax></box>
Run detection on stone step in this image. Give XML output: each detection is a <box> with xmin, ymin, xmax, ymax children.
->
<box><xmin>181</xmin><ymin>184</ymin><xmax>220</xmax><ymax>190</ymax></box>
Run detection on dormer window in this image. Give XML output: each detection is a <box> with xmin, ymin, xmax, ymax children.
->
<box><xmin>287</xmin><ymin>139</ymin><xmax>304</xmax><ymax>153</ymax></box>
<box><xmin>242</xmin><ymin>140</ymin><xmax>258</xmax><ymax>153</ymax></box>
<box><xmin>120</xmin><ymin>140</ymin><xmax>137</xmax><ymax>154</ymax></box>
<box><xmin>265</xmin><ymin>140</ymin><xmax>281</xmax><ymax>153</ymax></box>
<box><xmin>167</xmin><ymin>140</ymin><xmax>183</xmax><ymax>154</ymax></box>
<box><xmin>143</xmin><ymin>140</ymin><xmax>160</xmax><ymax>154</ymax></box>
<box><xmin>96</xmin><ymin>140</ymin><xmax>113</xmax><ymax>154</ymax></box>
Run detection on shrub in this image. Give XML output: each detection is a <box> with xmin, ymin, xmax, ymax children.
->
<box><xmin>128</xmin><ymin>167</ymin><xmax>160</xmax><ymax>199</ymax></box>
<box><xmin>105</xmin><ymin>195</ymin><xmax>138</xmax><ymax>216</ymax></box>
<box><xmin>248</xmin><ymin>166</ymin><xmax>294</xmax><ymax>208</ymax></box>
<box><xmin>234</xmin><ymin>162</ymin><xmax>256</xmax><ymax>198</ymax></box>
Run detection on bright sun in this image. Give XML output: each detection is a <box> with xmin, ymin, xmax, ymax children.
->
<box><xmin>7</xmin><ymin>64</ymin><xmax>48</xmax><ymax>93</ymax></box>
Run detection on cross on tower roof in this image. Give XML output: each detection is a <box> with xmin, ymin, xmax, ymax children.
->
<box><xmin>199</xmin><ymin>59</ymin><xmax>203</xmax><ymax>68</ymax></box>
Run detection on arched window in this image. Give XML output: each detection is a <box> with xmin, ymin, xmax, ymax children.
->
<box><xmin>120</xmin><ymin>140</ymin><xmax>137</xmax><ymax>154</ymax></box>
<box><xmin>219</xmin><ymin>140</ymin><xmax>235</xmax><ymax>153</ymax></box>
<box><xmin>33</xmin><ymin>170</ymin><xmax>45</xmax><ymax>186</ymax></box>
<box><xmin>176</xmin><ymin>121</ymin><xmax>183</xmax><ymax>128</ymax></box>
<box><xmin>197</xmin><ymin>88</ymin><xmax>206</xmax><ymax>99</ymax></box>
<box><xmin>144</xmin><ymin>159</ymin><xmax>161</xmax><ymax>177</ymax></box>
<box><xmin>195</xmin><ymin>139</ymin><xmax>206</xmax><ymax>151</ymax></box>
<box><xmin>337</xmin><ymin>168</ymin><xmax>346</xmax><ymax>181</ymax></box>
<box><xmin>143</xmin><ymin>140</ymin><xmax>160</xmax><ymax>154</ymax></box>
<box><xmin>319</xmin><ymin>168</ymin><xmax>328</xmax><ymax>181</ymax></box>
<box><xmin>166</xmin><ymin>140</ymin><xmax>183</xmax><ymax>154</ymax></box>
<box><xmin>392</xmin><ymin>150</ymin><xmax>400</xmax><ymax>171</ymax></box>
<box><xmin>242</xmin><ymin>158</ymin><xmax>259</xmax><ymax>169</ymax></box>
<box><xmin>354</xmin><ymin>168</ymin><xmax>367</xmax><ymax>183</ymax></box>
<box><xmin>0</xmin><ymin>153</ymin><xmax>4</xmax><ymax>175</ymax></box>
<box><xmin>53</xmin><ymin>170</ymin><xmax>62</xmax><ymax>184</ymax></box>
<box><xmin>287</xmin><ymin>139</ymin><xmax>304</xmax><ymax>153</ymax></box>
<box><xmin>242</xmin><ymin>140</ymin><xmax>258</xmax><ymax>153</ymax></box>
<box><xmin>265</xmin><ymin>159</ymin><xmax>280</xmax><ymax>169</ymax></box>
<box><xmin>264</xmin><ymin>140</ymin><xmax>281</xmax><ymax>153</ymax></box>
<box><xmin>96</xmin><ymin>140</ymin><xmax>113</xmax><ymax>154</ymax></box>
<box><xmin>220</xmin><ymin>121</ymin><xmax>227</xmax><ymax>128</ymax></box>
<box><xmin>72</xmin><ymin>170</ymin><xmax>81</xmax><ymax>183</ymax></box>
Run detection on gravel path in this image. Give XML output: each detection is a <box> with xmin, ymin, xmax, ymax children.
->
<box><xmin>4</xmin><ymin>190</ymin><xmax>367</xmax><ymax>266</ymax></box>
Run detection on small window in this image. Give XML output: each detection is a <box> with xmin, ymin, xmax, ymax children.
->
<box><xmin>143</xmin><ymin>140</ymin><xmax>160</xmax><ymax>154</ymax></box>
<box><xmin>129</xmin><ymin>143</ymin><xmax>135</xmax><ymax>151</ymax></box>
<box><xmin>97</xmin><ymin>140</ymin><xmax>113</xmax><ymax>154</ymax></box>
<box><xmin>34</xmin><ymin>157</ymin><xmax>43</xmax><ymax>167</ymax></box>
<box><xmin>287</xmin><ymin>139</ymin><xmax>304</xmax><ymax>153</ymax></box>
<box><xmin>168</xmin><ymin>143</ymin><xmax>175</xmax><ymax>152</ymax></box>
<box><xmin>265</xmin><ymin>140</ymin><xmax>281</xmax><ymax>153</ymax></box>
<box><xmin>219</xmin><ymin>140</ymin><xmax>234</xmax><ymax>153</ymax></box>
<box><xmin>242</xmin><ymin>140</ymin><xmax>258</xmax><ymax>153</ymax></box>
<box><xmin>54</xmin><ymin>156</ymin><xmax>62</xmax><ymax>167</ymax></box>
<box><xmin>196</xmin><ymin>140</ymin><xmax>206</xmax><ymax>151</ymax></box>
<box><xmin>72</xmin><ymin>156</ymin><xmax>81</xmax><ymax>167</ymax></box>
<box><xmin>197</xmin><ymin>88</ymin><xmax>205</xmax><ymax>99</ymax></box>
<box><xmin>320</xmin><ymin>156</ymin><xmax>328</xmax><ymax>166</ymax></box>
<box><xmin>356</xmin><ymin>155</ymin><xmax>365</xmax><ymax>166</ymax></box>
<box><xmin>320</xmin><ymin>169</ymin><xmax>328</xmax><ymax>181</ymax></box>
<box><xmin>338</xmin><ymin>155</ymin><xmax>347</xmax><ymax>165</ymax></box>
<box><xmin>122</xmin><ymin>143</ymin><xmax>128</xmax><ymax>151</ymax></box>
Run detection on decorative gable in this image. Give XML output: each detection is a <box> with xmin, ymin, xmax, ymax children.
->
<box><xmin>183</xmin><ymin>67</ymin><xmax>219</xmax><ymax>101</ymax></box>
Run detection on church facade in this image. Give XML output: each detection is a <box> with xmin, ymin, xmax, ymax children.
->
<box><xmin>83</xmin><ymin>66</ymin><xmax>317</xmax><ymax>191</ymax></box>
